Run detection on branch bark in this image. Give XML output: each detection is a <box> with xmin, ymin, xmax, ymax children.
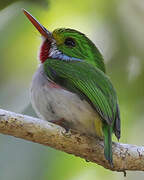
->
<box><xmin>0</xmin><ymin>108</ymin><xmax>143</xmax><ymax>172</ymax></box>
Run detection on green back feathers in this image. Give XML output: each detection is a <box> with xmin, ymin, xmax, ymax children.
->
<box><xmin>52</xmin><ymin>28</ymin><xmax>106</xmax><ymax>73</ymax></box>
<box><xmin>44</xmin><ymin>59</ymin><xmax>118</xmax><ymax>127</ymax></box>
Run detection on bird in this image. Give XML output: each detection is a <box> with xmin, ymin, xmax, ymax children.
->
<box><xmin>23</xmin><ymin>9</ymin><xmax>120</xmax><ymax>166</ymax></box>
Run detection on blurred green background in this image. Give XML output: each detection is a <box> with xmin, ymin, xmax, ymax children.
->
<box><xmin>0</xmin><ymin>0</ymin><xmax>144</xmax><ymax>179</ymax></box>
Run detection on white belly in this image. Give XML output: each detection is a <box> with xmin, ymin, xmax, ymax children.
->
<box><xmin>31</xmin><ymin>64</ymin><xmax>100</xmax><ymax>136</ymax></box>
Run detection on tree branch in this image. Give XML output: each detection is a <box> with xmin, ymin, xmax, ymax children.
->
<box><xmin>0</xmin><ymin>108</ymin><xmax>143</xmax><ymax>172</ymax></box>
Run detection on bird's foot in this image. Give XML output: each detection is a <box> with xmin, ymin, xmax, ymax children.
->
<box><xmin>51</xmin><ymin>118</ymin><xmax>69</xmax><ymax>131</ymax></box>
<box><xmin>51</xmin><ymin>118</ymin><xmax>71</xmax><ymax>137</ymax></box>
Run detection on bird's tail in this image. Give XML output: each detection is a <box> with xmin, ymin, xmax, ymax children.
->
<box><xmin>103</xmin><ymin>124</ymin><xmax>113</xmax><ymax>166</ymax></box>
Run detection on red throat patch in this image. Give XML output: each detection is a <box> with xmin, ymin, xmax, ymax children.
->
<box><xmin>39</xmin><ymin>39</ymin><xmax>51</xmax><ymax>63</ymax></box>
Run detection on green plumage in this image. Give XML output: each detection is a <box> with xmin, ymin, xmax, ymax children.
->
<box><xmin>44</xmin><ymin>59</ymin><xmax>120</xmax><ymax>165</ymax></box>
<box><xmin>103</xmin><ymin>124</ymin><xmax>113</xmax><ymax>165</ymax></box>
<box><xmin>23</xmin><ymin>10</ymin><xmax>120</xmax><ymax>166</ymax></box>
<box><xmin>53</xmin><ymin>28</ymin><xmax>106</xmax><ymax>73</ymax></box>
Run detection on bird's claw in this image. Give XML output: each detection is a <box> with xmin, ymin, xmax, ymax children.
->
<box><xmin>61</xmin><ymin>127</ymin><xmax>71</xmax><ymax>138</ymax></box>
<box><xmin>51</xmin><ymin>118</ymin><xmax>71</xmax><ymax>138</ymax></box>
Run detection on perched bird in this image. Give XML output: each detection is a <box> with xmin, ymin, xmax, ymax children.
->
<box><xmin>23</xmin><ymin>9</ymin><xmax>120</xmax><ymax>166</ymax></box>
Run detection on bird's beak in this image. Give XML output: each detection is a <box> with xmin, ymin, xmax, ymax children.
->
<box><xmin>23</xmin><ymin>9</ymin><xmax>52</xmax><ymax>40</ymax></box>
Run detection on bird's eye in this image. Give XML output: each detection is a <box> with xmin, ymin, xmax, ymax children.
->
<box><xmin>64</xmin><ymin>38</ymin><xmax>76</xmax><ymax>47</ymax></box>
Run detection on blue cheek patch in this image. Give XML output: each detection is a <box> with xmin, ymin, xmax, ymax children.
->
<box><xmin>51</xmin><ymin>53</ymin><xmax>82</xmax><ymax>62</ymax></box>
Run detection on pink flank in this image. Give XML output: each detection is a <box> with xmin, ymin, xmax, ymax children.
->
<box><xmin>48</xmin><ymin>81</ymin><xmax>62</xmax><ymax>89</ymax></box>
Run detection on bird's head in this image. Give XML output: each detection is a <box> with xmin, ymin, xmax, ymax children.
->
<box><xmin>23</xmin><ymin>9</ymin><xmax>105</xmax><ymax>72</ymax></box>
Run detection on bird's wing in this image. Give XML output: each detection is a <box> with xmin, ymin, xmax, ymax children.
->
<box><xmin>44</xmin><ymin>59</ymin><xmax>120</xmax><ymax>127</ymax></box>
